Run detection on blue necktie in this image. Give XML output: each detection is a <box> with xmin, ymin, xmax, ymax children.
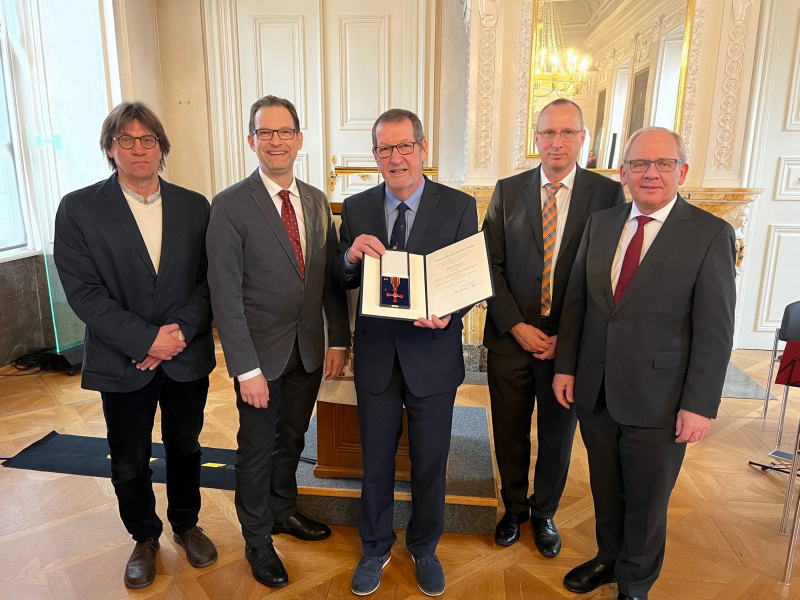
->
<box><xmin>389</xmin><ymin>202</ymin><xmax>409</xmax><ymax>251</ymax></box>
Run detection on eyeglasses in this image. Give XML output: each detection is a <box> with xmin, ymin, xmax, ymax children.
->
<box><xmin>253</xmin><ymin>128</ymin><xmax>297</xmax><ymax>141</ymax></box>
<box><xmin>113</xmin><ymin>135</ymin><xmax>159</xmax><ymax>150</ymax></box>
<box><xmin>624</xmin><ymin>158</ymin><xmax>683</xmax><ymax>173</ymax></box>
<box><xmin>536</xmin><ymin>129</ymin><xmax>582</xmax><ymax>142</ymax></box>
<box><xmin>374</xmin><ymin>141</ymin><xmax>420</xmax><ymax>158</ymax></box>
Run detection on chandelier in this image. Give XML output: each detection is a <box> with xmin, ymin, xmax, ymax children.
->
<box><xmin>531</xmin><ymin>1</ymin><xmax>589</xmax><ymax>101</ymax></box>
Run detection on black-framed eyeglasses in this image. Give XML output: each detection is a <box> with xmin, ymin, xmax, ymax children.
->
<box><xmin>374</xmin><ymin>141</ymin><xmax>421</xmax><ymax>158</ymax></box>
<box><xmin>113</xmin><ymin>135</ymin><xmax>159</xmax><ymax>150</ymax></box>
<box><xmin>253</xmin><ymin>128</ymin><xmax>297</xmax><ymax>141</ymax></box>
<box><xmin>535</xmin><ymin>129</ymin><xmax>583</xmax><ymax>142</ymax></box>
<box><xmin>624</xmin><ymin>158</ymin><xmax>684</xmax><ymax>173</ymax></box>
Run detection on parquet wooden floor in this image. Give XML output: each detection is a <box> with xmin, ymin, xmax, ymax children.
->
<box><xmin>1</xmin><ymin>343</ymin><xmax>800</xmax><ymax>599</ymax></box>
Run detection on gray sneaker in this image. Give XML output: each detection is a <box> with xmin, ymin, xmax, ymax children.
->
<box><xmin>351</xmin><ymin>553</ymin><xmax>391</xmax><ymax>596</ymax></box>
<box><xmin>413</xmin><ymin>553</ymin><xmax>445</xmax><ymax>596</ymax></box>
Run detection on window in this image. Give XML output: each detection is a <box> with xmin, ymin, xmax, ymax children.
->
<box><xmin>0</xmin><ymin>40</ymin><xmax>26</xmax><ymax>254</ymax></box>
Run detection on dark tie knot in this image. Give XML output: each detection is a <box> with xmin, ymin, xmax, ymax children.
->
<box><xmin>635</xmin><ymin>215</ymin><xmax>654</xmax><ymax>228</ymax></box>
<box><xmin>278</xmin><ymin>189</ymin><xmax>291</xmax><ymax>204</ymax></box>
<box><xmin>397</xmin><ymin>202</ymin><xmax>409</xmax><ymax>215</ymax></box>
<box><xmin>544</xmin><ymin>182</ymin><xmax>563</xmax><ymax>195</ymax></box>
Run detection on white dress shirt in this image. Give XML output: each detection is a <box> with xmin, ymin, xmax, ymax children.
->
<box><xmin>540</xmin><ymin>164</ymin><xmax>576</xmax><ymax>316</ymax></box>
<box><xmin>239</xmin><ymin>170</ymin><xmax>344</xmax><ymax>382</ymax></box>
<box><xmin>611</xmin><ymin>196</ymin><xmax>677</xmax><ymax>294</ymax></box>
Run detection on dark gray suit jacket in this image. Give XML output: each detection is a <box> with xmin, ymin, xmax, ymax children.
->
<box><xmin>54</xmin><ymin>173</ymin><xmax>216</xmax><ymax>393</ymax></box>
<box><xmin>554</xmin><ymin>195</ymin><xmax>736</xmax><ymax>428</ymax></box>
<box><xmin>483</xmin><ymin>165</ymin><xmax>625</xmax><ymax>359</ymax></box>
<box><xmin>206</xmin><ymin>170</ymin><xmax>349</xmax><ymax>379</ymax></box>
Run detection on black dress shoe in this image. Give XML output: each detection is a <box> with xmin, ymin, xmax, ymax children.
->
<box><xmin>272</xmin><ymin>512</ymin><xmax>331</xmax><ymax>541</ymax></box>
<box><xmin>530</xmin><ymin>516</ymin><xmax>561</xmax><ymax>557</ymax></box>
<box><xmin>618</xmin><ymin>594</ymin><xmax>646</xmax><ymax>600</ymax></box>
<box><xmin>245</xmin><ymin>544</ymin><xmax>288</xmax><ymax>588</ymax></box>
<box><xmin>495</xmin><ymin>511</ymin><xmax>529</xmax><ymax>546</ymax></box>
<box><xmin>563</xmin><ymin>558</ymin><xmax>616</xmax><ymax>593</ymax></box>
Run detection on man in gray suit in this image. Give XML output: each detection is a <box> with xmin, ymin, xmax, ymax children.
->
<box><xmin>206</xmin><ymin>96</ymin><xmax>349</xmax><ymax>588</ymax></box>
<box><xmin>553</xmin><ymin>127</ymin><xmax>736</xmax><ymax>600</ymax></box>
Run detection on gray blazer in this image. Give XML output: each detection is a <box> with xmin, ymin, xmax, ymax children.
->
<box><xmin>554</xmin><ymin>196</ymin><xmax>736</xmax><ymax>428</ymax></box>
<box><xmin>206</xmin><ymin>170</ymin><xmax>349</xmax><ymax>379</ymax></box>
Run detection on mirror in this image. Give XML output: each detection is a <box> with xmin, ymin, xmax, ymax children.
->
<box><xmin>525</xmin><ymin>0</ymin><xmax>694</xmax><ymax>171</ymax></box>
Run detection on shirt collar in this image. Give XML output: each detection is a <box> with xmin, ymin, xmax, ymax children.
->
<box><xmin>385</xmin><ymin>178</ymin><xmax>425</xmax><ymax>214</ymax></box>
<box><xmin>260</xmin><ymin>168</ymin><xmax>299</xmax><ymax>199</ymax></box>
<box><xmin>119</xmin><ymin>179</ymin><xmax>161</xmax><ymax>205</ymax></box>
<box><xmin>541</xmin><ymin>164</ymin><xmax>577</xmax><ymax>191</ymax></box>
<box><xmin>629</xmin><ymin>195</ymin><xmax>678</xmax><ymax>223</ymax></box>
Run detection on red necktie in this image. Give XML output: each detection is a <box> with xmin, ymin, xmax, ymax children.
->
<box><xmin>614</xmin><ymin>215</ymin><xmax>653</xmax><ymax>306</ymax></box>
<box><xmin>278</xmin><ymin>189</ymin><xmax>305</xmax><ymax>279</ymax></box>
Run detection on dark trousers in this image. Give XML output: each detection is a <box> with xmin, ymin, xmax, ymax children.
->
<box><xmin>357</xmin><ymin>354</ymin><xmax>456</xmax><ymax>558</ymax></box>
<box><xmin>488</xmin><ymin>349</ymin><xmax>577</xmax><ymax>518</ymax></box>
<box><xmin>234</xmin><ymin>341</ymin><xmax>323</xmax><ymax>548</ymax></box>
<box><xmin>101</xmin><ymin>369</ymin><xmax>209</xmax><ymax>542</ymax></box>
<box><xmin>577</xmin><ymin>392</ymin><xmax>686</xmax><ymax>597</ymax></box>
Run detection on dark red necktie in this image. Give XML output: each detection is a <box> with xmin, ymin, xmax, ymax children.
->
<box><xmin>278</xmin><ymin>189</ymin><xmax>305</xmax><ymax>279</ymax></box>
<box><xmin>614</xmin><ymin>215</ymin><xmax>653</xmax><ymax>306</ymax></box>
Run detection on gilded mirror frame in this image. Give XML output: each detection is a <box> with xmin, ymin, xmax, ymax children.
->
<box><xmin>525</xmin><ymin>0</ymin><xmax>696</xmax><ymax>162</ymax></box>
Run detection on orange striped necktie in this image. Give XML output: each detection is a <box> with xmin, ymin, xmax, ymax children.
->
<box><xmin>541</xmin><ymin>182</ymin><xmax>563</xmax><ymax>314</ymax></box>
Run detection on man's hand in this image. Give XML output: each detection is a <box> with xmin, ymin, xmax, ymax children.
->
<box><xmin>324</xmin><ymin>348</ymin><xmax>348</xmax><ymax>381</ymax></box>
<box><xmin>510</xmin><ymin>322</ymin><xmax>551</xmax><ymax>354</ymax></box>
<box><xmin>147</xmin><ymin>323</ymin><xmax>186</xmax><ymax>360</ymax></box>
<box><xmin>240</xmin><ymin>373</ymin><xmax>270</xmax><ymax>409</ymax></box>
<box><xmin>533</xmin><ymin>335</ymin><xmax>557</xmax><ymax>360</ymax></box>
<box><xmin>552</xmin><ymin>374</ymin><xmax>575</xmax><ymax>409</ymax></box>
<box><xmin>132</xmin><ymin>355</ymin><xmax>163</xmax><ymax>370</ymax></box>
<box><xmin>414</xmin><ymin>314</ymin><xmax>452</xmax><ymax>329</ymax></box>
<box><xmin>346</xmin><ymin>234</ymin><xmax>385</xmax><ymax>265</ymax></box>
<box><xmin>675</xmin><ymin>409</ymin><xmax>711</xmax><ymax>443</ymax></box>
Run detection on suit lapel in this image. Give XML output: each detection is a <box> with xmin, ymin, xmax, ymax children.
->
<box><xmin>557</xmin><ymin>166</ymin><xmax>591</xmax><ymax>259</ymax></box>
<box><xmin>602</xmin><ymin>203</ymin><xmax>631</xmax><ymax>311</ymax></box>
<box><xmin>406</xmin><ymin>177</ymin><xmax>439</xmax><ymax>254</ymax></box>
<box><xmin>522</xmin><ymin>168</ymin><xmax>544</xmax><ymax>254</ymax></box>
<box><xmin>103</xmin><ymin>174</ymin><xmax>156</xmax><ymax>278</ymax></box>
<box><xmin>249</xmin><ymin>169</ymin><xmax>303</xmax><ymax>280</ymax></box>
<box><xmin>613</xmin><ymin>195</ymin><xmax>692</xmax><ymax>313</ymax></box>
<box><xmin>156</xmin><ymin>177</ymin><xmax>175</xmax><ymax>282</ymax></box>
<box><xmin>370</xmin><ymin>184</ymin><xmax>389</xmax><ymax>246</ymax></box>
<box><xmin>296</xmin><ymin>178</ymin><xmax>318</xmax><ymax>279</ymax></box>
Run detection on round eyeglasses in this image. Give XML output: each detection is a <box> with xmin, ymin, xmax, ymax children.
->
<box><xmin>113</xmin><ymin>135</ymin><xmax>159</xmax><ymax>150</ymax></box>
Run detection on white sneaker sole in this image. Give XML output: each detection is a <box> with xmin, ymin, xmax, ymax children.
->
<box><xmin>351</xmin><ymin>555</ymin><xmax>391</xmax><ymax>596</ymax></box>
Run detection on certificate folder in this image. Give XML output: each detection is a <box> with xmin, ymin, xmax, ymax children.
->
<box><xmin>359</xmin><ymin>231</ymin><xmax>495</xmax><ymax>321</ymax></box>
<box><xmin>776</xmin><ymin>341</ymin><xmax>800</xmax><ymax>387</ymax></box>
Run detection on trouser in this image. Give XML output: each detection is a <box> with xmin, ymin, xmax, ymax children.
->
<box><xmin>357</xmin><ymin>353</ymin><xmax>457</xmax><ymax>558</ymax></box>
<box><xmin>101</xmin><ymin>369</ymin><xmax>209</xmax><ymax>542</ymax></box>
<box><xmin>234</xmin><ymin>340</ymin><xmax>323</xmax><ymax>548</ymax></box>
<box><xmin>577</xmin><ymin>391</ymin><xmax>686</xmax><ymax>597</ymax></box>
<box><xmin>487</xmin><ymin>319</ymin><xmax>577</xmax><ymax>518</ymax></box>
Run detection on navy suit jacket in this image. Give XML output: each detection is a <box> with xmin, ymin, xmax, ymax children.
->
<box><xmin>54</xmin><ymin>173</ymin><xmax>216</xmax><ymax>393</ymax></box>
<box><xmin>335</xmin><ymin>178</ymin><xmax>478</xmax><ymax>397</ymax></box>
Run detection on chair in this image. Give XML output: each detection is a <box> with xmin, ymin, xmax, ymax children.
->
<box><xmin>765</xmin><ymin>301</ymin><xmax>800</xmax><ymax>452</ymax></box>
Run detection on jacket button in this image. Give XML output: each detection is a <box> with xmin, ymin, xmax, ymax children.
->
<box><xmin>610</xmin><ymin>318</ymin><xmax>617</xmax><ymax>323</ymax></box>
<box><xmin>599</xmin><ymin>358</ymin><xmax>605</xmax><ymax>363</ymax></box>
<box><xmin>535</xmin><ymin>277</ymin><xmax>541</xmax><ymax>283</ymax></box>
<box><xmin>156</xmin><ymin>293</ymin><xmax>162</xmax><ymax>299</ymax></box>
<box><xmin>298</xmin><ymin>289</ymin><xmax>304</xmax><ymax>295</ymax></box>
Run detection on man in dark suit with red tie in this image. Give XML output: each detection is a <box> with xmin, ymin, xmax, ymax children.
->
<box><xmin>206</xmin><ymin>96</ymin><xmax>350</xmax><ymax>588</ymax></box>
<box><xmin>553</xmin><ymin>127</ymin><xmax>736</xmax><ymax>600</ymax></box>
<box><xmin>482</xmin><ymin>99</ymin><xmax>625</xmax><ymax>554</ymax></box>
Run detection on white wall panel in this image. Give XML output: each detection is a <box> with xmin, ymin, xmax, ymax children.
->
<box><xmin>339</xmin><ymin>16</ymin><xmax>388</xmax><ymax>130</ymax></box>
<box><xmin>757</xmin><ymin>225</ymin><xmax>800</xmax><ymax>329</ymax></box>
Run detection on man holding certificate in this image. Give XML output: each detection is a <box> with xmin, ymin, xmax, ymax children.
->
<box><xmin>335</xmin><ymin>109</ymin><xmax>478</xmax><ymax>597</ymax></box>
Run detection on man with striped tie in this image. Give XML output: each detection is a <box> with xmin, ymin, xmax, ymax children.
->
<box><xmin>482</xmin><ymin>99</ymin><xmax>625</xmax><ymax>554</ymax></box>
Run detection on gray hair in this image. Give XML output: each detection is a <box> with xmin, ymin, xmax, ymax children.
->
<box><xmin>536</xmin><ymin>98</ymin><xmax>584</xmax><ymax>130</ymax></box>
<box><xmin>623</xmin><ymin>127</ymin><xmax>687</xmax><ymax>163</ymax></box>
<box><xmin>372</xmin><ymin>109</ymin><xmax>425</xmax><ymax>148</ymax></box>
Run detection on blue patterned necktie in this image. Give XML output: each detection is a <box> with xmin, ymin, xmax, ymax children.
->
<box><xmin>389</xmin><ymin>202</ymin><xmax>409</xmax><ymax>251</ymax></box>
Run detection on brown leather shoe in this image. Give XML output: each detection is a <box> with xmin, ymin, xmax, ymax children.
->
<box><xmin>124</xmin><ymin>538</ymin><xmax>159</xmax><ymax>589</ymax></box>
<box><xmin>173</xmin><ymin>526</ymin><xmax>218</xmax><ymax>568</ymax></box>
